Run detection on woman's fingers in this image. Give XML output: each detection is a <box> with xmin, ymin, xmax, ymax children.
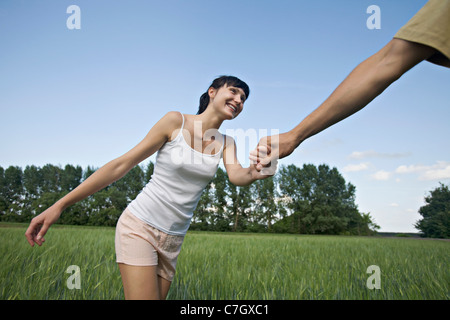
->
<box><xmin>25</xmin><ymin>219</ymin><xmax>42</xmax><ymax>246</ymax></box>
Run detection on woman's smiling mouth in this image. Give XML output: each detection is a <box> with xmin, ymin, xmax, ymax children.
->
<box><xmin>226</xmin><ymin>103</ymin><xmax>238</xmax><ymax>114</ymax></box>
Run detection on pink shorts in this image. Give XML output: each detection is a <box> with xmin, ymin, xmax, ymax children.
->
<box><xmin>115</xmin><ymin>208</ymin><xmax>185</xmax><ymax>281</ymax></box>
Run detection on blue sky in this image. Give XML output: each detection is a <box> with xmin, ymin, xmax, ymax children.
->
<box><xmin>1</xmin><ymin>0</ymin><xmax>449</xmax><ymax>232</ymax></box>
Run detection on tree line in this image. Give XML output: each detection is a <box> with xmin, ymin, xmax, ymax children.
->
<box><xmin>0</xmin><ymin>162</ymin><xmax>381</xmax><ymax>235</ymax></box>
<box><xmin>415</xmin><ymin>182</ymin><xmax>450</xmax><ymax>239</ymax></box>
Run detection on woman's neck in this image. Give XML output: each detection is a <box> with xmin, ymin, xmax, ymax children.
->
<box><xmin>194</xmin><ymin>108</ymin><xmax>224</xmax><ymax>131</ymax></box>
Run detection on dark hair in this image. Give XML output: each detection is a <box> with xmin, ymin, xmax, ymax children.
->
<box><xmin>197</xmin><ymin>75</ymin><xmax>250</xmax><ymax>115</ymax></box>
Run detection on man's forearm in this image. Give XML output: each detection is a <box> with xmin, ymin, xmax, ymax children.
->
<box><xmin>290</xmin><ymin>39</ymin><xmax>435</xmax><ymax>146</ymax></box>
<box><xmin>254</xmin><ymin>39</ymin><xmax>437</xmax><ymax>168</ymax></box>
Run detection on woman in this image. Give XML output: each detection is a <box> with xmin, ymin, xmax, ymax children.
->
<box><xmin>25</xmin><ymin>75</ymin><xmax>275</xmax><ymax>300</ymax></box>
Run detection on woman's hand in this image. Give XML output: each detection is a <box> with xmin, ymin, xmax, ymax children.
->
<box><xmin>249</xmin><ymin>160</ymin><xmax>278</xmax><ymax>180</ymax></box>
<box><xmin>25</xmin><ymin>204</ymin><xmax>62</xmax><ymax>247</ymax></box>
<box><xmin>250</xmin><ymin>132</ymin><xmax>298</xmax><ymax>172</ymax></box>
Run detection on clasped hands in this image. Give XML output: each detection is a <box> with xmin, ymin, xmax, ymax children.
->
<box><xmin>249</xmin><ymin>132</ymin><xmax>297</xmax><ymax>175</ymax></box>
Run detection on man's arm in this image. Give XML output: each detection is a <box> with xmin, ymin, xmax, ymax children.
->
<box><xmin>252</xmin><ymin>39</ymin><xmax>437</xmax><ymax>170</ymax></box>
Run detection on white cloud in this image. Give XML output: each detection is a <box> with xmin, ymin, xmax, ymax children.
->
<box><xmin>342</xmin><ymin>162</ymin><xmax>370</xmax><ymax>172</ymax></box>
<box><xmin>389</xmin><ymin>203</ymin><xmax>399</xmax><ymax>207</ymax></box>
<box><xmin>421</xmin><ymin>163</ymin><xmax>450</xmax><ymax>181</ymax></box>
<box><xmin>371</xmin><ymin>170</ymin><xmax>392</xmax><ymax>181</ymax></box>
<box><xmin>349</xmin><ymin>150</ymin><xmax>411</xmax><ymax>160</ymax></box>
<box><xmin>395</xmin><ymin>164</ymin><xmax>427</xmax><ymax>174</ymax></box>
<box><xmin>395</xmin><ymin>161</ymin><xmax>450</xmax><ymax>181</ymax></box>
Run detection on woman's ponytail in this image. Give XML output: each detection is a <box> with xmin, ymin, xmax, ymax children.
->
<box><xmin>197</xmin><ymin>92</ymin><xmax>210</xmax><ymax>115</ymax></box>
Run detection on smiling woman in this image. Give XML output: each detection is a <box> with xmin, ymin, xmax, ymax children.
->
<box><xmin>197</xmin><ymin>76</ymin><xmax>249</xmax><ymax>116</ymax></box>
<box><xmin>24</xmin><ymin>74</ymin><xmax>274</xmax><ymax>300</ymax></box>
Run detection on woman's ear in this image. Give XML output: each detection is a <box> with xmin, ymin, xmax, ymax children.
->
<box><xmin>208</xmin><ymin>87</ymin><xmax>217</xmax><ymax>99</ymax></box>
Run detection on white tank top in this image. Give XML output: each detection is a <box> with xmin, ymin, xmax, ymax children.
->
<box><xmin>128</xmin><ymin>113</ymin><xmax>223</xmax><ymax>235</ymax></box>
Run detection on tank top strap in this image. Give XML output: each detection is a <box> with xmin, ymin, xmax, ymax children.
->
<box><xmin>219</xmin><ymin>132</ymin><xmax>225</xmax><ymax>153</ymax></box>
<box><xmin>179</xmin><ymin>112</ymin><xmax>185</xmax><ymax>130</ymax></box>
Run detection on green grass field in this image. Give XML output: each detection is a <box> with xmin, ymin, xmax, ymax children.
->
<box><xmin>1</xmin><ymin>223</ymin><xmax>448</xmax><ymax>300</ymax></box>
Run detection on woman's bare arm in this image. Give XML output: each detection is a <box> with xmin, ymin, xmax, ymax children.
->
<box><xmin>25</xmin><ymin>111</ymin><xmax>182</xmax><ymax>246</ymax></box>
<box><xmin>223</xmin><ymin>135</ymin><xmax>276</xmax><ymax>186</ymax></box>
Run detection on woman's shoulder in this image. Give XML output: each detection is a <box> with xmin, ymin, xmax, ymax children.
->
<box><xmin>163</xmin><ymin>111</ymin><xmax>183</xmax><ymax>122</ymax></box>
<box><xmin>163</xmin><ymin>111</ymin><xmax>200</xmax><ymax>124</ymax></box>
<box><xmin>160</xmin><ymin>111</ymin><xmax>186</xmax><ymax>142</ymax></box>
<box><xmin>159</xmin><ymin>111</ymin><xmax>184</xmax><ymax>129</ymax></box>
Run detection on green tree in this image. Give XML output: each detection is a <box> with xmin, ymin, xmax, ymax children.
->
<box><xmin>83</xmin><ymin>166</ymin><xmax>97</xmax><ymax>180</ymax></box>
<box><xmin>275</xmin><ymin>163</ymin><xmax>370</xmax><ymax>235</ymax></box>
<box><xmin>192</xmin><ymin>181</ymin><xmax>214</xmax><ymax>230</ymax></box>
<box><xmin>1</xmin><ymin>166</ymin><xmax>24</xmax><ymax>221</ymax></box>
<box><xmin>227</xmin><ymin>181</ymin><xmax>252</xmax><ymax>232</ymax></box>
<box><xmin>83</xmin><ymin>165</ymin><xmax>145</xmax><ymax>226</ymax></box>
<box><xmin>40</xmin><ymin>164</ymin><xmax>63</xmax><ymax>193</ymax></box>
<box><xmin>415</xmin><ymin>183</ymin><xmax>450</xmax><ymax>238</ymax></box>
<box><xmin>112</xmin><ymin>165</ymin><xmax>145</xmax><ymax>202</ymax></box>
<box><xmin>23</xmin><ymin>165</ymin><xmax>42</xmax><ymax>199</ymax></box>
<box><xmin>252</xmin><ymin>176</ymin><xmax>278</xmax><ymax>232</ymax></box>
<box><xmin>61</xmin><ymin>164</ymin><xmax>83</xmax><ymax>192</ymax></box>
<box><xmin>210</xmin><ymin>167</ymin><xmax>230</xmax><ymax>231</ymax></box>
<box><xmin>144</xmin><ymin>161</ymin><xmax>154</xmax><ymax>183</ymax></box>
<box><xmin>4</xmin><ymin>166</ymin><xmax>23</xmax><ymax>204</ymax></box>
<box><xmin>275</xmin><ymin>164</ymin><xmax>313</xmax><ymax>233</ymax></box>
<box><xmin>0</xmin><ymin>167</ymin><xmax>8</xmax><ymax>217</ymax></box>
<box><xmin>21</xmin><ymin>165</ymin><xmax>42</xmax><ymax>221</ymax></box>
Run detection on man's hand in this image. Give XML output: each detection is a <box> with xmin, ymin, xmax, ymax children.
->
<box><xmin>250</xmin><ymin>132</ymin><xmax>298</xmax><ymax>172</ymax></box>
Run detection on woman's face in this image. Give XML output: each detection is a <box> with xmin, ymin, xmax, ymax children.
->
<box><xmin>209</xmin><ymin>84</ymin><xmax>247</xmax><ymax>120</ymax></box>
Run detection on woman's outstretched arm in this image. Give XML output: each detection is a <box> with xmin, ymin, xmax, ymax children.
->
<box><xmin>25</xmin><ymin>112</ymin><xmax>182</xmax><ymax>246</ymax></box>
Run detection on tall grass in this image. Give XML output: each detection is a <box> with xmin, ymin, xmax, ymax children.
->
<box><xmin>1</xmin><ymin>223</ymin><xmax>448</xmax><ymax>300</ymax></box>
<box><xmin>0</xmin><ymin>223</ymin><xmax>123</xmax><ymax>300</ymax></box>
<box><xmin>172</xmin><ymin>232</ymin><xmax>449</xmax><ymax>300</ymax></box>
